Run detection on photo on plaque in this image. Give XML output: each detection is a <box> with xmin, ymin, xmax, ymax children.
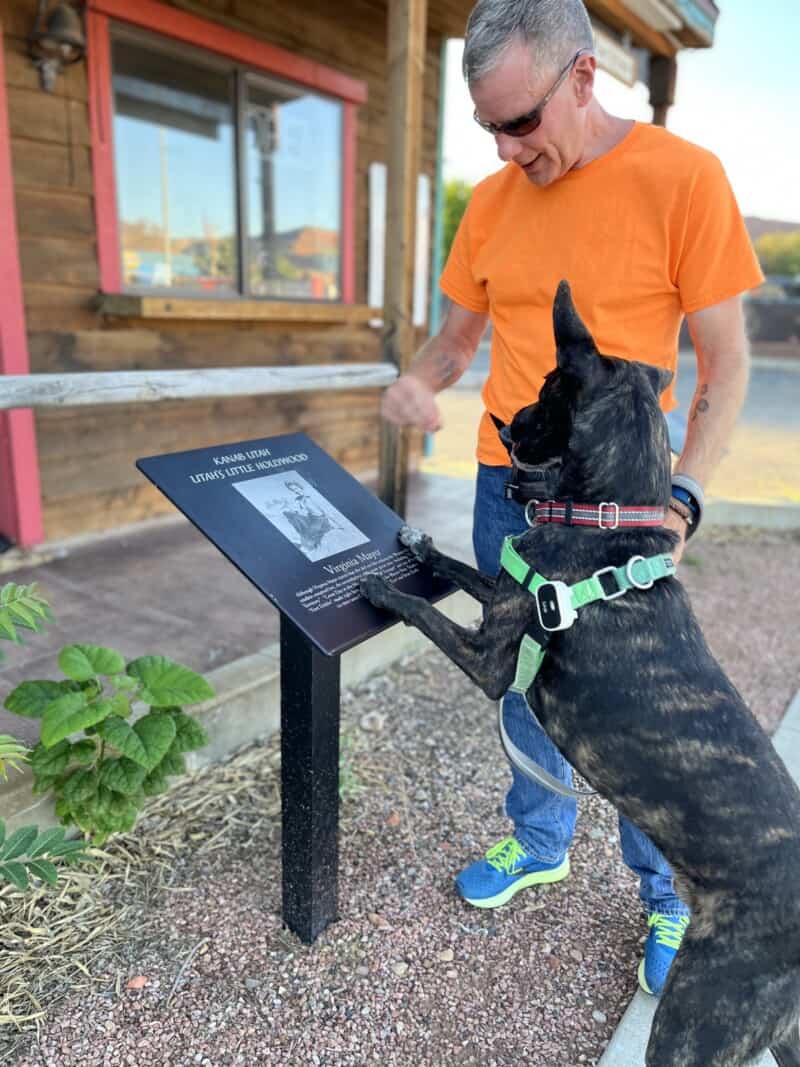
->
<box><xmin>232</xmin><ymin>470</ymin><xmax>369</xmax><ymax>562</ymax></box>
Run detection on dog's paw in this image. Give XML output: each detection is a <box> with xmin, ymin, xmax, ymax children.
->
<box><xmin>360</xmin><ymin>573</ymin><xmax>392</xmax><ymax>608</ymax></box>
<box><xmin>399</xmin><ymin>525</ymin><xmax>433</xmax><ymax>561</ymax></box>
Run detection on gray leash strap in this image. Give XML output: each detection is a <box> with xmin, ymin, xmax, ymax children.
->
<box><xmin>497</xmin><ymin>699</ymin><xmax>596</xmax><ymax>799</ymax></box>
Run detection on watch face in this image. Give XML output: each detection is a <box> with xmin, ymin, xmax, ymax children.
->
<box><xmin>536</xmin><ymin>583</ymin><xmax>562</xmax><ymax>629</ymax></box>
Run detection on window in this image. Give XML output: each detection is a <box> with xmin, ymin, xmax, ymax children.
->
<box><xmin>108</xmin><ymin>26</ymin><xmax>347</xmax><ymax>302</ymax></box>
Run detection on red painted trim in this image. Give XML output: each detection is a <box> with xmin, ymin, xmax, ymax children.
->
<box><xmin>87</xmin><ymin>0</ymin><xmax>366</xmax><ymax>303</ymax></box>
<box><xmin>87</xmin><ymin>11</ymin><xmax>122</xmax><ymax>293</ymax></box>
<box><xmin>87</xmin><ymin>0</ymin><xmax>368</xmax><ymax>104</ymax></box>
<box><xmin>341</xmin><ymin>104</ymin><xmax>357</xmax><ymax>304</ymax></box>
<box><xmin>0</xmin><ymin>29</ymin><xmax>44</xmax><ymax>547</ymax></box>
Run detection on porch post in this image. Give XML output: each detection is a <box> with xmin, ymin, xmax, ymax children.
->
<box><xmin>649</xmin><ymin>53</ymin><xmax>677</xmax><ymax>127</ymax></box>
<box><xmin>0</xmin><ymin>28</ymin><xmax>44</xmax><ymax>549</ymax></box>
<box><xmin>378</xmin><ymin>0</ymin><xmax>428</xmax><ymax>516</ymax></box>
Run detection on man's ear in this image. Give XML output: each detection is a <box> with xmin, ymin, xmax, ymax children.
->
<box><xmin>642</xmin><ymin>364</ymin><xmax>674</xmax><ymax>397</ymax></box>
<box><xmin>553</xmin><ymin>280</ymin><xmax>599</xmax><ymax>378</ymax></box>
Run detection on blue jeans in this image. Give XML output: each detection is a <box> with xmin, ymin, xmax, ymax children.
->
<box><xmin>473</xmin><ymin>463</ymin><xmax>690</xmax><ymax>918</ymax></box>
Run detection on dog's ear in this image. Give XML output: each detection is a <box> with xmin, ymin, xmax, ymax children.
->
<box><xmin>641</xmin><ymin>364</ymin><xmax>674</xmax><ymax>397</ymax></box>
<box><xmin>553</xmin><ymin>280</ymin><xmax>598</xmax><ymax>377</ymax></box>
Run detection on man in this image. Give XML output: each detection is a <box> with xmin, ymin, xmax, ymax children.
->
<box><xmin>381</xmin><ymin>0</ymin><xmax>764</xmax><ymax>995</ymax></box>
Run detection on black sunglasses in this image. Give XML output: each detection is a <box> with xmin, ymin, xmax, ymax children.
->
<box><xmin>473</xmin><ymin>48</ymin><xmax>590</xmax><ymax>138</ymax></box>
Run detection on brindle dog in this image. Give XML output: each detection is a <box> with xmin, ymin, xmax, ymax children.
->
<box><xmin>361</xmin><ymin>281</ymin><xmax>800</xmax><ymax>1066</ymax></box>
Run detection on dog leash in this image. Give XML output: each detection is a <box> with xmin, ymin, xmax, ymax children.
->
<box><xmin>498</xmin><ymin>535</ymin><xmax>676</xmax><ymax>800</ymax></box>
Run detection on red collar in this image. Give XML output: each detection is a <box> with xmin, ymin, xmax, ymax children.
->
<box><xmin>527</xmin><ymin>501</ymin><xmax>666</xmax><ymax>530</ymax></box>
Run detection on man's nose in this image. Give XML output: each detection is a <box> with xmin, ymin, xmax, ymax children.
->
<box><xmin>495</xmin><ymin>132</ymin><xmax>521</xmax><ymax>162</ymax></box>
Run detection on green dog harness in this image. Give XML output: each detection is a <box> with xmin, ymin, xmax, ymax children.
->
<box><xmin>497</xmin><ymin>535</ymin><xmax>676</xmax><ymax>799</ymax></box>
<box><xmin>501</xmin><ymin>535</ymin><xmax>676</xmax><ymax>693</ymax></box>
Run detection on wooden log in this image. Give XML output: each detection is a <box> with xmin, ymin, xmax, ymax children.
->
<box><xmin>0</xmin><ymin>364</ymin><xmax>398</xmax><ymax>410</ymax></box>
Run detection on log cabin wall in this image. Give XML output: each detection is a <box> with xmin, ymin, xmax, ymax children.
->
<box><xmin>0</xmin><ymin>0</ymin><xmax>448</xmax><ymax>541</ymax></box>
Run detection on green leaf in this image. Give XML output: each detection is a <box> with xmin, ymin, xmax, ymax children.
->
<box><xmin>59</xmin><ymin>645</ymin><xmax>126</xmax><ymax>682</ymax></box>
<box><xmin>4</xmin><ymin>680</ymin><xmax>71</xmax><ymax>718</ymax></box>
<box><xmin>0</xmin><ymin>818</ymin><xmax>5</xmax><ymax>847</ymax></box>
<box><xmin>27</xmin><ymin>826</ymin><xmax>66</xmax><ymax>858</ymax></box>
<box><xmin>111</xmin><ymin>674</ymin><xmax>139</xmax><ymax>692</ymax></box>
<box><xmin>48</xmin><ymin>839</ymin><xmax>88</xmax><ymax>858</ymax></box>
<box><xmin>26</xmin><ymin>858</ymin><xmax>59</xmax><ymax>885</ymax></box>
<box><xmin>109</xmin><ymin>693</ymin><xmax>132</xmax><ymax>718</ymax></box>
<box><xmin>63</xmin><ymin>768</ymin><xmax>100</xmax><ymax>808</ymax></box>
<box><xmin>41</xmin><ymin>696</ymin><xmax>114</xmax><ymax>749</ymax></box>
<box><xmin>0</xmin><ymin>609</ymin><xmax>19</xmax><ymax>643</ymax></box>
<box><xmin>71</xmin><ymin>739</ymin><xmax>97</xmax><ymax>765</ymax></box>
<box><xmin>29</xmin><ymin>739</ymin><xmax>72</xmax><ymax>777</ymax></box>
<box><xmin>133</xmin><ymin>713</ymin><xmax>176</xmax><ymax>771</ymax></box>
<box><xmin>0</xmin><ymin>861</ymin><xmax>28</xmax><ymax>890</ymax></box>
<box><xmin>99</xmin><ymin>757</ymin><xmax>147</xmax><ymax>796</ymax></box>
<box><xmin>0</xmin><ymin>826</ymin><xmax>38</xmax><ymax>861</ymax></box>
<box><xmin>0</xmin><ymin>583</ymin><xmax>18</xmax><ymax>605</ymax></box>
<box><xmin>159</xmin><ymin>748</ymin><xmax>186</xmax><ymax>778</ymax></box>
<box><xmin>7</xmin><ymin>600</ymin><xmax>40</xmax><ymax>630</ymax></box>
<box><xmin>171</xmin><ymin>712</ymin><xmax>209</xmax><ymax>753</ymax></box>
<box><xmin>126</xmin><ymin>657</ymin><xmax>215</xmax><ymax>707</ymax></box>
<box><xmin>142</xmin><ymin>767</ymin><xmax>169</xmax><ymax>796</ymax></box>
<box><xmin>95</xmin><ymin>716</ymin><xmax>149</xmax><ymax>766</ymax></box>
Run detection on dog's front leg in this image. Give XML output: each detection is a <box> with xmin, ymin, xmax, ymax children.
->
<box><xmin>360</xmin><ymin>575</ymin><xmax>522</xmax><ymax>700</ymax></box>
<box><xmin>399</xmin><ymin>526</ymin><xmax>496</xmax><ymax>606</ymax></box>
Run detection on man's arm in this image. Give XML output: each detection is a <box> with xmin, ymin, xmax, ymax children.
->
<box><xmin>666</xmin><ymin>293</ymin><xmax>750</xmax><ymax>558</ymax></box>
<box><xmin>381</xmin><ymin>302</ymin><xmax>489</xmax><ymax>432</ymax></box>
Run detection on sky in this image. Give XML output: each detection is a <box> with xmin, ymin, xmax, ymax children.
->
<box><xmin>442</xmin><ymin>0</ymin><xmax>800</xmax><ymax>223</ymax></box>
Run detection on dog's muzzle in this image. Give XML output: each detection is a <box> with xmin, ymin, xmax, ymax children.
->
<box><xmin>498</xmin><ymin>433</ymin><xmax>560</xmax><ymax>506</ymax></box>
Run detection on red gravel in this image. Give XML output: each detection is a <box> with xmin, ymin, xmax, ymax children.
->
<box><xmin>4</xmin><ymin>528</ymin><xmax>799</xmax><ymax>1067</ymax></box>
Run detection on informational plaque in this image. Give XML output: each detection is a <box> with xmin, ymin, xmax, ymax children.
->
<box><xmin>137</xmin><ymin>433</ymin><xmax>451</xmax><ymax>656</ymax></box>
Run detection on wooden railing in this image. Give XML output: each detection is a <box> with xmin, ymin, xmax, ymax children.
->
<box><xmin>0</xmin><ymin>364</ymin><xmax>398</xmax><ymax>411</ymax></box>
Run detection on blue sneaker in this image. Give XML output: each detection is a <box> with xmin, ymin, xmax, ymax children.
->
<box><xmin>455</xmin><ymin>836</ymin><xmax>570</xmax><ymax>909</ymax></box>
<box><xmin>638</xmin><ymin>913</ymin><xmax>690</xmax><ymax>995</ymax></box>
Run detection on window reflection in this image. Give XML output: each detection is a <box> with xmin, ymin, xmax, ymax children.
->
<box><xmin>112</xmin><ymin>36</ymin><xmax>238</xmax><ymax>294</ymax></box>
<box><xmin>245</xmin><ymin>77</ymin><xmax>342</xmax><ymax>301</ymax></box>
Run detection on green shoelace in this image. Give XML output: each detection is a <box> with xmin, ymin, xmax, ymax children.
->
<box><xmin>648</xmin><ymin>912</ymin><xmax>690</xmax><ymax>949</ymax></box>
<box><xmin>485</xmin><ymin>836</ymin><xmax>527</xmax><ymax>875</ymax></box>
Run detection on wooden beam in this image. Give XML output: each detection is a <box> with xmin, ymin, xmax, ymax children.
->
<box><xmin>95</xmin><ymin>294</ymin><xmax>381</xmax><ymax>324</ymax></box>
<box><xmin>0</xmin><ymin>365</ymin><xmax>398</xmax><ymax>412</ymax></box>
<box><xmin>587</xmin><ymin>0</ymin><xmax>677</xmax><ymax>57</ymax></box>
<box><xmin>649</xmin><ymin>54</ymin><xmax>678</xmax><ymax>127</ymax></box>
<box><xmin>378</xmin><ymin>0</ymin><xmax>428</xmax><ymax>516</ymax></box>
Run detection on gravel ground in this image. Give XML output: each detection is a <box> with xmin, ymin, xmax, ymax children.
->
<box><xmin>3</xmin><ymin>527</ymin><xmax>799</xmax><ymax>1067</ymax></box>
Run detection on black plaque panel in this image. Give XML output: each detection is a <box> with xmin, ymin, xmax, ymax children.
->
<box><xmin>137</xmin><ymin>433</ymin><xmax>451</xmax><ymax>656</ymax></box>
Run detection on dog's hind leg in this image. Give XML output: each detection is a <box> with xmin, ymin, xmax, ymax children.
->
<box><xmin>648</xmin><ymin>938</ymin><xmax>800</xmax><ymax>1067</ymax></box>
<box><xmin>398</xmin><ymin>526</ymin><xmax>496</xmax><ymax>605</ymax></box>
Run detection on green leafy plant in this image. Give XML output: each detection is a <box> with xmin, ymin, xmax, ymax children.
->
<box><xmin>0</xmin><ymin>819</ymin><xmax>89</xmax><ymax>891</ymax></box>
<box><xmin>0</xmin><ymin>733</ymin><xmax>29</xmax><ymax>779</ymax></box>
<box><xmin>4</xmin><ymin>645</ymin><xmax>214</xmax><ymax>845</ymax></box>
<box><xmin>0</xmin><ymin>582</ymin><xmax>53</xmax><ymax>662</ymax></box>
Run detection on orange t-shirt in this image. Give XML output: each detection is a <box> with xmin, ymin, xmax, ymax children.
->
<box><xmin>439</xmin><ymin>122</ymin><xmax>765</xmax><ymax>467</ymax></box>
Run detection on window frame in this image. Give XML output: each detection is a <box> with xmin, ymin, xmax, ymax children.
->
<box><xmin>86</xmin><ymin>0</ymin><xmax>366</xmax><ymax>304</ymax></box>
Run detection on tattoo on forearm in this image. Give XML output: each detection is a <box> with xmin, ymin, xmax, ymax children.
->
<box><xmin>432</xmin><ymin>352</ymin><xmax>458</xmax><ymax>386</ymax></box>
<box><xmin>691</xmin><ymin>384</ymin><xmax>710</xmax><ymax>422</ymax></box>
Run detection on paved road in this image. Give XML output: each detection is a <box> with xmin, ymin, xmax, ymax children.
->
<box><xmin>426</xmin><ymin>345</ymin><xmax>800</xmax><ymax>506</ymax></box>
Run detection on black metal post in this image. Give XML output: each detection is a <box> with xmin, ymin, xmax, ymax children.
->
<box><xmin>279</xmin><ymin>614</ymin><xmax>341</xmax><ymax>943</ymax></box>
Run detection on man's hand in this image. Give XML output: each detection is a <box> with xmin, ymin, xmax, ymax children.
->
<box><xmin>664</xmin><ymin>507</ymin><xmax>688</xmax><ymax>566</ymax></box>
<box><xmin>381</xmin><ymin>374</ymin><xmax>442</xmax><ymax>432</ymax></box>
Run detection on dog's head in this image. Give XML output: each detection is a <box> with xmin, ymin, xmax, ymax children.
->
<box><xmin>509</xmin><ymin>280</ymin><xmax>673</xmax><ymax>505</ymax></box>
